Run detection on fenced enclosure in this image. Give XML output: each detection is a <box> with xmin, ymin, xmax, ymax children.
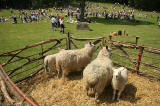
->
<box><xmin>0</xmin><ymin>33</ymin><xmax>160</xmax><ymax>84</ymax></box>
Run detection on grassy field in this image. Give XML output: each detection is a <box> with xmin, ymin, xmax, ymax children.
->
<box><xmin>0</xmin><ymin>2</ymin><xmax>160</xmax><ymax>81</ymax></box>
<box><xmin>0</xmin><ymin>2</ymin><xmax>160</xmax><ymax>53</ymax></box>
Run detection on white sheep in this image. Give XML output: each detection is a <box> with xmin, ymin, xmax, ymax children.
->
<box><xmin>83</xmin><ymin>46</ymin><xmax>113</xmax><ymax>100</ymax></box>
<box><xmin>112</xmin><ymin>67</ymin><xmax>128</xmax><ymax>101</ymax></box>
<box><xmin>44</xmin><ymin>49</ymin><xmax>65</xmax><ymax>75</ymax></box>
<box><xmin>56</xmin><ymin>42</ymin><xmax>97</xmax><ymax>79</ymax></box>
<box><xmin>44</xmin><ymin>54</ymin><xmax>57</xmax><ymax>73</ymax></box>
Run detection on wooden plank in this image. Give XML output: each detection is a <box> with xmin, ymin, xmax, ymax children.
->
<box><xmin>71</xmin><ymin>35</ymin><xmax>104</xmax><ymax>41</ymax></box>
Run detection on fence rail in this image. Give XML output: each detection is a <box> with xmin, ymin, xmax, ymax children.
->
<box><xmin>0</xmin><ymin>37</ymin><xmax>67</xmax><ymax>83</ymax></box>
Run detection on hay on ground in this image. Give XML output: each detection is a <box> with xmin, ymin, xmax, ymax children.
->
<box><xmin>19</xmin><ymin>71</ymin><xmax>160</xmax><ymax>106</ymax></box>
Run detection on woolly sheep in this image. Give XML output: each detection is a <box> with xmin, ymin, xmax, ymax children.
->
<box><xmin>83</xmin><ymin>46</ymin><xmax>113</xmax><ymax>100</ymax></box>
<box><xmin>56</xmin><ymin>42</ymin><xmax>97</xmax><ymax>79</ymax></box>
<box><xmin>110</xmin><ymin>32</ymin><xmax>118</xmax><ymax>36</ymax></box>
<box><xmin>44</xmin><ymin>49</ymin><xmax>65</xmax><ymax>75</ymax></box>
<box><xmin>112</xmin><ymin>67</ymin><xmax>128</xmax><ymax>101</ymax></box>
<box><xmin>44</xmin><ymin>54</ymin><xmax>57</xmax><ymax>73</ymax></box>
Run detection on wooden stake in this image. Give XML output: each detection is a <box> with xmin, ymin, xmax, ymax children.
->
<box><xmin>136</xmin><ymin>46</ymin><xmax>144</xmax><ymax>74</ymax></box>
<box><xmin>136</xmin><ymin>36</ymin><xmax>139</xmax><ymax>45</ymax></box>
<box><xmin>67</xmin><ymin>32</ymin><xmax>71</xmax><ymax>50</ymax></box>
<box><xmin>109</xmin><ymin>35</ymin><xmax>112</xmax><ymax>40</ymax></box>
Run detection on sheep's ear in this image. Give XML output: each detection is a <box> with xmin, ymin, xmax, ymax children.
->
<box><xmin>88</xmin><ymin>42</ymin><xmax>92</xmax><ymax>45</ymax></box>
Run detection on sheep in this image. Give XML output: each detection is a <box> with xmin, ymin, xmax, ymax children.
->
<box><xmin>56</xmin><ymin>42</ymin><xmax>97</xmax><ymax>79</ymax></box>
<box><xmin>44</xmin><ymin>54</ymin><xmax>57</xmax><ymax>73</ymax></box>
<box><xmin>44</xmin><ymin>49</ymin><xmax>65</xmax><ymax>75</ymax></box>
<box><xmin>110</xmin><ymin>32</ymin><xmax>118</xmax><ymax>36</ymax></box>
<box><xmin>83</xmin><ymin>46</ymin><xmax>113</xmax><ymax>100</ymax></box>
<box><xmin>111</xmin><ymin>67</ymin><xmax>128</xmax><ymax>101</ymax></box>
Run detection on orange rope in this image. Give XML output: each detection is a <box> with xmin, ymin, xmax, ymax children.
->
<box><xmin>0</xmin><ymin>65</ymin><xmax>37</xmax><ymax>106</ymax></box>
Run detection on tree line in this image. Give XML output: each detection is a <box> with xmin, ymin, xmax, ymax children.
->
<box><xmin>116</xmin><ymin>0</ymin><xmax>160</xmax><ymax>11</ymax></box>
<box><xmin>0</xmin><ymin>0</ymin><xmax>160</xmax><ymax>11</ymax></box>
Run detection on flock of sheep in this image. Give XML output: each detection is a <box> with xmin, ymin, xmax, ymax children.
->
<box><xmin>44</xmin><ymin>42</ymin><xmax>128</xmax><ymax>101</ymax></box>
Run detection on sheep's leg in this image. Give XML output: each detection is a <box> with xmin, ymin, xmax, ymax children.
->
<box><xmin>44</xmin><ymin>65</ymin><xmax>47</xmax><ymax>73</ymax></box>
<box><xmin>112</xmin><ymin>89</ymin><xmax>116</xmax><ymax>101</ymax></box>
<box><xmin>48</xmin><ymin>67</ymin><xmax>51</xmax><ymax>73</ymax></box>
<box><xmin>86</xmin><ymin>86</ymin><xmax>89</xmax><ymax>96</ymax></box>
<box><xmin>57</xmin><ymin>69</ymin><xmax>61</xmax><ymax>78</ymax></box>
<box><xmin>95</xmin><ymin>91</ymin><xmax>99</xmax><ymax>100</ymax></box>
<box><xmin>44</xmin><ymin>65</ymin><xmax>48</xmax><ymax>73</ymax></box>
<box><xmin>117</xmin><ymin>90</ymin><xmax>121</xmax><ymax>101</ymax></box>
<box><xmin>62</xmin><ymin>70</ymin><xmax>69</xmax><ymax>80</ymax></box>
<box><xmin>44</xmin><ymin>60</ymin><xmax>49</xmax><ymax>73</ymax></box>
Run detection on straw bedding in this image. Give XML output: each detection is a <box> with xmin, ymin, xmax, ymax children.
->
<box><xmin>19</xmin><ymin>71</ymin><xmax>160</xmax><ymax>106</ymax></box>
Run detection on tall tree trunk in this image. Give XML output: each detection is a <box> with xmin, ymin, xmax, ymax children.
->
<box><xmin>80</xmin><ymin>0</ymin><xmax>85</xmax><ymax>22</ymax></box>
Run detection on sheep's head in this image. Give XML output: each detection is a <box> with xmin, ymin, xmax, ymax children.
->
<box><xmin>97</xmin><ymin>46</ymin><xmax>111</xmax><ymax>58</ymax></box>
<box><xmin>85</xmin><ymin>42</ymin><xmax>97</xmax><ymax>52</ymax></box>
<box><xmin>113</xmin><ymin>69</ymin><xmax>121</xmax><ymax>79</ymax></box>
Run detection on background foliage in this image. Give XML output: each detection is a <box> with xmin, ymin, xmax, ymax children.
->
<box><xmin>0</xmin><ymin>0</ymin><xmax>160</xmax><ymax>11</ymax></box>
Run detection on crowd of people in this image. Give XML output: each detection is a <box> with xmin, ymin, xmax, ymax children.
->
<box><xmin>51</xmin><ymin>16</ymin><xmax>64</xmax><ymax>34</ymax></box>
<box><xmin>0</xmin><ymin>16</ymin><xmax>8</xmax><ymax>22</ymax></box>
<box><xmin>84</xmin><ymin>2</ymin><xmax>136</xmax><ymax>21</ymax></box>
<box><xmin>0</xmin><ymin>2</ymin><xmax>159</xmax><ymax>32</ymax></box>
<box><xmin>12</xmin><ymin>9</ymin><xmax>52</xmax><ymax>23</ymax></box>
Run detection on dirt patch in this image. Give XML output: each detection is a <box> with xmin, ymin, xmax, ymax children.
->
<box><xmin>19</xmin><ymin>71</ymin><xmax>160</xmax><ymax>106</ymax></box>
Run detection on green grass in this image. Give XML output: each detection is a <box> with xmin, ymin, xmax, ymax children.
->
<box><xmin>0</xmin><ymin>2</ymin><xmax>160</xmax><ymax>81</ymax></box>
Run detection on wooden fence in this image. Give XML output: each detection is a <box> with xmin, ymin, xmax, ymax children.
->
<box><xmin>0</xmin><ymin>33</ymin><xmax>160</xmax><ymax>84</ymax></box>
<box><xmin>0</xmin><ymin>38</ymin><xmax>66</xmax><ymax>83</ymax></box>
<box><xmin>67</xmin><ymin>33</ymin><xmax>160</xmax><ymax>80</ymax></box>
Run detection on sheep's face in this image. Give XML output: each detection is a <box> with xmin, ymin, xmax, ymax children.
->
<box><xmin>98</xmin><ymin>46</ymin><xmax>111</xmax><ymax>58</ymax></box>
<box><xmin>114</xmin><ymin>70</ymin><xmax>121</xmax><ymax>79</ymax></box>
<box><xmin>85</xmin><ymin>42</ymin><xmax>97</xmax><ymax>52</ymax></box>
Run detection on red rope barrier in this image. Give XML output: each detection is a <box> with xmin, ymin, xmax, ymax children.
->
<box><xmin>0</xmin><ymin>65</ymin><xmax>37</xmax><ymax>106</ymax></box>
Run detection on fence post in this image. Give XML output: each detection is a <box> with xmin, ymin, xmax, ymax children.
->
<box><xmin>136</xmin><ymin>46</ymin><xmax>144</xmax><ymax>74</ymax></box>
<box><xmin>41</xmin><ymin>44</ymin><xmax>44</xmax><ymax>65</ymax></box>
<box><xmin>67</xmin><ymin>32</ymin><xmax>71</xmax><ymax>50</ymax></box>
<box><xmin>109</xmin><ymin>35</ymin><xmax>112</xmax><ymax>40</ymax></box>
<box><xmin>135</xmin><ymin>36</ymin><xmax>139</xmax><ymax>45</ymax></box>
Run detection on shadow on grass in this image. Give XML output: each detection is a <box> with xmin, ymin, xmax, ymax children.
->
<box><xmin>97</xmin><ymin>83</ymin><xmax>139</xmax><ymax>104</ymax></box>
<box><xmin>91</xmin><ymin>17</ymin><xmax>154</xmax><ymax>25</ymax></box>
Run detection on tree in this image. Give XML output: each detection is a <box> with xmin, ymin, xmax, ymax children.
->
<box><xmin>134</xmin><ymin>0</ymin><xmax>160</xmax><ymax>11</ymax></box>
<box><xmin>80</xmin><ymin>0</ymin><xmax>85</xmax><ymax>22</ymax></box>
